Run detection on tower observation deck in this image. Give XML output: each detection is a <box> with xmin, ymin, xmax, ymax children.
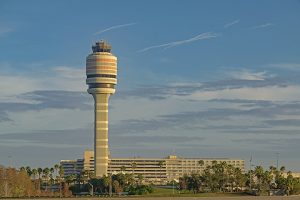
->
<box><xmin>86</xmin><ymin>40</ymin><xmax>117</xmax><ymax>177</ymax></box>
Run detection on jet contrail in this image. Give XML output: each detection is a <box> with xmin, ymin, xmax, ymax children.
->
<box><xmin>94</xmin><ymin>22</ymin><xmax>136</xmax><ymax>35</ymax></box>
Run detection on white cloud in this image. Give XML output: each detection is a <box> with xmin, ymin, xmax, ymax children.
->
<box><xmin>53</xmin><ymin>66</ymin><xmax>85</xmax><ymax>79</ymax></box>
<box><xmin>227</xmin><ymin>69</ymin><xmax>270</xmax><ymax>80</ymax></box>
<box><xmin>2</xmin><ymin>108</ymin><xmax>92</xmax><ymax>134</ymax></box>
<box><xmin>0</xmin><ymin>27</ymin><xmax>13</xmax><ymax>37</ymax></box>
<box><xmin>0</xmin><ymin>139</ymin><xmax>83</xmax><ymax>148</ymax></box>
<box><xmin>188</xmin><ymin>85</ymin><xmax>300</xmax><ymax>102</ymax></box>
<box><xmin>0</xmin><ymin>75</ymin><xmax>40</xmax><ymax>98</ymax></box>
<box><xmin>0</xmin><ymin>66</ymin><xmax>87</xmax><ymax>102</ymax></box>
<box><xmin>94</xmin><ymin>22</ymin><xmax>136</xmax><ymax>35</ymax></box>
<box><xmin>138</xmin><ymin>32</ymin><xmax>220</xmax><ymax>52</ymax></box>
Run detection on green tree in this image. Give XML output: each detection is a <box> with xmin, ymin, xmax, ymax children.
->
<box><xmin>254</xmin><ymin>166</ymin><xmax>264</xmax><ymax>195</ymax></box>
<box><xmin>137</xmin><ymin>174</ymin><xmax>144</xmax><ymax>185</ymax></box>
<box><xmin>102</xmin><ymin>175</ymin><xmax>110</xmax><ymax>193</ymax></box>
<box><xmin>54</xmin><ymin>164</ymin><xmax>59</xmax><ymax>181</ymax></box>
<box><xmin>187</xmin><ymin>173</ymin><xmax>203</xmax><ymax>193</ymax></box>
<box><xmin>131</xmin><ymin>162</ymin><xmax>137</xmax><ymax>179</ymax></box>
<box><xmin>198</xmin><ymin>160</ymin><xmax>204</xmax><ymax>173</ymax></box>
<box><xmin>43</xmin><ymin>168</ymin><xmax>50</xmax><ymax>191</ymax></box>
<box><xmin>31</xmin><ymin>168</ymin><xmax>38</xmax><ymax>180</ymax></box>
<box><xmin>25</xmin><ymin>166</ymin><xmax>32</xmax><ymax>177</ymax></box>
<box><xmin>120</xmin><ymin>165</ymin><xmax>126</xmax><ymax>173</ymax></box>
<box><xmin>19</xmin><ymin>166</ymin><xmax>26</xmax><ymax>171</ymax></box>
<box><xmin>65</xmin><ymin>174</ymin><xmax>76</xmax><ymax>185</ymax></box>
<box><xmin>37</xmin><ymin>167</ymin><xmax>43</xmax><ymax>193</ymax></box>
<box><xmin>234</xmin><ymin>167</ymin><xmax>246</xmax><ymax>191</ymax></box>
<box><xmin>263</xmin><ymin>170</ymin><xmax>273</xmax><ymax>195</ymax></box>
<box><xmin>158</xmin><ymin>160</ymin><xmax>165</xmax><ymax>184</ymax></box>
<box><xmin>179</xmin><ymin>174</ymin><xmax>189</xmax><ymax>191</ymax></box>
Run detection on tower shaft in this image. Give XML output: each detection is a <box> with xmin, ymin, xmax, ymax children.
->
<box><xmin>93</xmin><ymin>93</ymin><xmax>109</xmax><ymax>177</ymax></box>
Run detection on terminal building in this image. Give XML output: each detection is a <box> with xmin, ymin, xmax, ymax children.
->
<box><xmin>60</xmin><ymin>150</ymin><xmax>245</xmax><ymax>184</ymax></box>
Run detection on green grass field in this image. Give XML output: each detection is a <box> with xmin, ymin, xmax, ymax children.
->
<box><xmin>142</xmin><ymin>187</ymin><xmax>249</xmax><ymax>197</ymax></box>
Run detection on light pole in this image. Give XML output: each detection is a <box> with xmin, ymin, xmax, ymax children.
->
<box><xmin>276</xmin><ymin>153</ymin><xmax>279</xmax><ymax>170</ymax></box>
<box><xmin>249</xmin><ymin>155</ymin><xmax>254</xmax><ymax>191</ymax></box>
<box><xmin>172</xmin><ymin>179</ymin><xmax>175</xmax><ymax>194</ymax></box>
<box><xmin>8</xmin><ymin>156</ymin><xmax>12</xmax><ymax>167</ymax></box>
<box><xmin>109</xmin><ymin>171</ymin><xmax>117</xmax><ymax>197</ymax></box>
<box><xmin>87</xmin><ymin>182</ymin><xmax>93</xmax><ymax>196</ymax></box>
<box><xmin>109</xmin><ymin>173</ymin><xmax>112</xmax><ymax>197</ymax></box>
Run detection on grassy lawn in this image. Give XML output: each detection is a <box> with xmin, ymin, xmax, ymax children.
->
<box><xmin>142</xmin><ymin>187</ymin><xmax>249</xmax><ymax>197</ymax></box>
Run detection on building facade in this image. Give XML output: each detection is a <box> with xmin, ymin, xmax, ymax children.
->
<box><xmin>61</xmin><ymin>150</ymin><xmax>245</xmax><ymax>184</ymax></box>
<box><xmin>60</xmin><ymin>159</ymin><xmax>83</xmax><ymax>177</ymax></box>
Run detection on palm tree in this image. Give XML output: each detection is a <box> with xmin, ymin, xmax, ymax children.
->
<box><xmin>131</xmin><ymin>162</ymin><xmax>137</xmax><ymax>179</ymax></box>
<box><xmin>49</xmin><ymin>167</ymin><xmax>54</xmax><ymax>194</ymax></box>
<box><xmin>263</xmin><ymin>170</ymin><xmax>273</xmax><ymax>195</ymax></box>
<box><xmin>226</xmin><ymin>164</ymin><xmax>235</xmax><ymax>192</ymax></box>
<box><xmin>65</xmin><ymin>174</ymin><xmax>76</xmax><ymax>185</ymax></box>
<box><xmin>280</xmin><ymin>166</ymin><xmax>286</xmax><ymax>174</ymax></box>
<box><xmin>234</xmin><ymin>167</ymin><xmax>246</xmax><ymax>191</ymax></box>
<box><xmin>158</xmin><ymin>161</ymin><xmax>165</xmax><ymax>184</ymax></box>
<box><xmin>26</xmin><ymin>166</ymin><xmax>32</xmax><ymax>177</ymax></box>
<box><xmin>43</xmin><ymin>167</ymin><xmax>50</xmax><ymax>191</ymax></box>
<box><xmin>58</xmin><ymin>165</ymin><xmax>64</xmax><ymax>197</ymax></box>
<box><xmin>102</xmin><ymin>175</ymin><xmax>110</xmax><ymax>194</ymax></box>
<box><xmin>198</xmin><ymin>160</ymin><xmax>204</xmax><ymax>173</ymax></box>
<box><xmin>32</xmin><ymin>168</ymin><xmax>38</xmax><ymax>180</ymax></box>
<box><xmin>120</xmin><ymin>166</ymin><xmax>126</xmax><ymax>173</ymax></box>
<box><xmin>54</xmin><ymin>164</ymin><xmax>59</xmax><ymax>181</ymax></box>
<box><xmin>137</xmin><ymin>174</ymin><xmax>144</xmax><ymax>185</ymax></box>
<box><xmin>37</xmin><ymin>167</ymin><xmax>43</xmax><ymax>193</ymax></box>
<box><xmin>254</xmin><ymin>166</ymin><xmax>264</xmax><ymax>194</ymax></box>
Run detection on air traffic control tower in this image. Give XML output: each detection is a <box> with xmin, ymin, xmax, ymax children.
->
<box><xmin>86</xmin><ymin>41</ymin><xmax>117</xmax><ymax>177</ymax></box>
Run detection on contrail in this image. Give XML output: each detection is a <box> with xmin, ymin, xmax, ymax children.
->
<box><xmin>138</xmin><ymin>32</ymin><xmax>220</xmax><ymax>53</ymax></box>
<box><xmin>224</xmin><ymin>20</ymin><xmax>240</xmax><ymax>28</ymax></box>
<box><xmin>251</xmin><ymin>23</ymin><xmax>273</xmax><ymax>29</ymax></box>
<box><xmin>94</xmin><ymin>22</ymin><xmax>136</xmax><ymax>35</ymax></box>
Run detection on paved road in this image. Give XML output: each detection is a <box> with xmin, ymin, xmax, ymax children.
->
<box><xmin>12</xmin><ymin>196</ymin><xmax>300</xmax><ymax>200</ymax></box>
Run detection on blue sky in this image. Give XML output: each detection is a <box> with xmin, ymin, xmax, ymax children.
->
<box><xmin>1</xmin><ymin>0</ymin><xmax>300</xmax><ymax>171</ymax></box>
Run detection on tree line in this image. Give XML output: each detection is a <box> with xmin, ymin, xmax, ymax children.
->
<box><xmin>0</xmin><ymin>164</ymin><xmax>70</xmax><ymax>197</ymax></box>
<box><xmin>178</xmin><ymin>160</ymin><xmax>300</xmax><ymax>196</ymax></box>
<box><xmin>1</xmin><ymin>161</ymin><xmax>300</xmax><ymax>197</ymax></box>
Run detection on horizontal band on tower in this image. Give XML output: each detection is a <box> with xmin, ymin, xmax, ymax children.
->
<box><xmin>96</xmin><ymin>121</ymin><xmax>108</xmax><ymax>123</ymax></box>
<box><xmin>96</xmin><ymin>128</ymin><xmax>108</xmax><ymax>130</ymax></box>
<box><xmin>95</xmin><ymin>163</ymin><xmax>108</xmax><ymax>166</ymax></box>
<box><xmin>96</xmin><ymin>139</ymin><xmax>109</xmax><ymax>141</ymax></box>
<box><xmin>96</xmin><ymin>145</ymin><xmax>109</xmax><ymax>148</ymax></box>
<box><xmin>95</xmin><ymin>156</ymin><xmax>109</xmax><ymax>159</ymax></box>
<box><xmin>96</xmin><ymin>110</ymin><xmax>108</xmax><ymax>113</ymax></box>
<box><xmin>95</xmin><ymin>103</ymin><xmax>108</xmax><ymax>105</ymax></box>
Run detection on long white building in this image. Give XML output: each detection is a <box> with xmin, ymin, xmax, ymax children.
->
<box><xmin>61</xmin><ymin>150</ymin><xmax>245</xmax><ymax>184</ymax></box>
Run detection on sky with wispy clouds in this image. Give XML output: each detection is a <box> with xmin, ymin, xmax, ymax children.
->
<box><xmin>0</xmin><ymin>0</ymin><xmax>300</xmax><ymax>171</ymax></box>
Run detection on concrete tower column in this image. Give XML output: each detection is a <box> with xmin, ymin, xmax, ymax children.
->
<box><xmin>93</xmin><ymin>93</ymin><xmax>109</xmax><ymax>177</ymax></box>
